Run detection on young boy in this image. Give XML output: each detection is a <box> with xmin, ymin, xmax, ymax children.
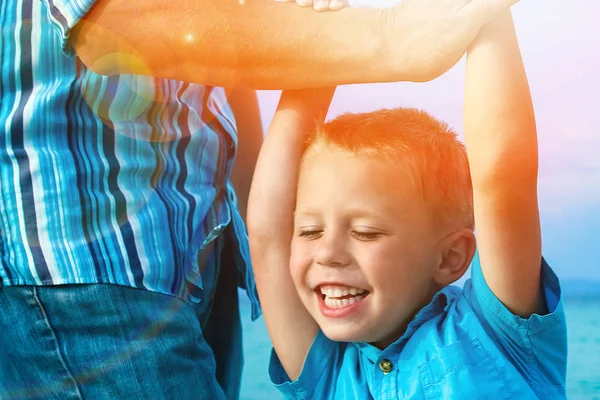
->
<box><xmin>247</xmin><ymin>10</ymin><xmax>567</xmax><ymax>400</ymax></box>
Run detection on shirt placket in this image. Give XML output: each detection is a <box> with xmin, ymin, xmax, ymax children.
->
<box><xmin>373</xmin><ymin>354</ymin><xmax>398</xmax><ymax>400</ymax></box>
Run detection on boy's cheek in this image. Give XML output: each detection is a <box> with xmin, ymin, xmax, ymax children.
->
<box><xmin>289</xmin><ymin>246</ymin><xmax>309</xmax><ymax>282</ymax></box>
<box><xmin>290</xmin><ymin>239</ymin><xmax>311</xmax><ymax>264</ymax></box>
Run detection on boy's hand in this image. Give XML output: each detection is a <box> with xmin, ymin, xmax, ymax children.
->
<box><xmin>279</xmin><ymin>0</ymin><xmax>520</xmax><ymax>82</ymax></box>
<box><xmin>277</xmin><ymin>0</ymin><xmax>349</xmax><ymax>12</ymax></box>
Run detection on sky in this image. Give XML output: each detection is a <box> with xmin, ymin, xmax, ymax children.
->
<box><xmin>254</xmin><ymin>0</ymin><xmax>600</xmax><ymax>281</ymax></box>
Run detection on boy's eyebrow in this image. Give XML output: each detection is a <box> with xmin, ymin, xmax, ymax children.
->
<box><xmin>294</xmin><ymin>207</ymin><xmax>386</xmax><ymax>220</ymax></box>
<box><xmin>293</xmin><ymin>208</ymin><xmax>320</xmax><ymax>218</ymax></box>
<box><xmin>345</xmin><ymin>207</ymin><xmax>385</xmax><ymax>219</ymax></box>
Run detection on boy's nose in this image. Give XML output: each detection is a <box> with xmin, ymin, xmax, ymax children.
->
<box><xmin>315</xmin><ymin>234</ymin><xmax>351</xmax><ymax>267</ymax></box>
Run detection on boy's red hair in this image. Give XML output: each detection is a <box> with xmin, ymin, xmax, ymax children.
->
<box><xmin>306</xmin><ymin>108</ymin><xmax>474</xmax><ymax>231</ymax></box>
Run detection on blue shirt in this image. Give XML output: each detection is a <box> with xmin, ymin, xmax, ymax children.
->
<box><xmin>0</xmin><ymin>0</ymin><xmax>259</xmax><ymax>317</ymax></box>
<box><xmin>269</xmin><ymin>255</ymin><xmax>567</xmax><ymax>399</ymax></box>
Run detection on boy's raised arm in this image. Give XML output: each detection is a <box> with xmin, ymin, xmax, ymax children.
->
<box><xmin>247</xmin><ymin>89</ymin><xmax>335</xmax><ymax>379</ymax></box>
<box><xmin>464</xmin><ymin>11</ymin><xmax>544</xmax><ymax>317</ymax></box>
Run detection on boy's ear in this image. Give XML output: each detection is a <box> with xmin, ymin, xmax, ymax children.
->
<box><xmin>433</xmin><ymin>229</ymin><xmax>476</xmax><ymax>286</ymax></box>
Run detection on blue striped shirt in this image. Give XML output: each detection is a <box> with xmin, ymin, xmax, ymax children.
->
<box><xmin>0</xmin><ymin>0</ymin><xmax>259</xmax><ymax>318</ymax></box>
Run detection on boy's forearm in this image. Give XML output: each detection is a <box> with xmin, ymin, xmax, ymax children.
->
<box><xmin>248</xmin><ymin>89</ymin><xmax>334</xmax><ymax>243</ymax></box>
<box><xmin>464</xmin><ymin>11</ymin><xmax>538</xmax><ymax>189</ymax></box>
<box><xmin>73</xmin><ymin>0</ymin><xmax>391</xmax><ymax>89</ymax></box>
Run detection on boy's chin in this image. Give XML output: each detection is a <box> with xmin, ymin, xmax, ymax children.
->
<box><xmin>319</xmin><ymin>321</ymin><xmax>401</xmax><ymax>349</ymax></box>
<box><xmin>320</xmin><ymin>324</ymin><xmax>374</xmax><ymax>344</ymax></box>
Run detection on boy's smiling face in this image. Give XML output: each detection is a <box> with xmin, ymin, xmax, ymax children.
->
<box><xmin>291</xmin><ymin>145</ymin><xmax>445</xmax><ymax>348</ymax></box>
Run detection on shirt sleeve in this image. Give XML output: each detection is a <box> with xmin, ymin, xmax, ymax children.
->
<box><xmin>42</xmin><ymin>0</ymin><xmax>97</xmax><ymax>56</ymax></box>
<box><xmin>269</xmin><ymin>330</ymin><xmax>344</xmax><ymax>400</ymax></box>
<box><xmin>463</xmin><ymin>252</ymin><xmax>567</xmax><ymax>398</ymax></box>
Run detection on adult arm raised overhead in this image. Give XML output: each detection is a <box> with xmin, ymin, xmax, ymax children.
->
<box><xmin>69</xmin><ymin>0</ymin><xmax>520</xmax><ymax>89</ymax></box>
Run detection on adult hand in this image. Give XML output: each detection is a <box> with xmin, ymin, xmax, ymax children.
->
<box><xmin>387</xmin><ymin>0</ymin><xmax>521</xmax><ymax>81</ymax></box>
<box><xmin>280</xmin><ymin>0</ymin><xmax>520</xmax><ymax>82</ymax></box>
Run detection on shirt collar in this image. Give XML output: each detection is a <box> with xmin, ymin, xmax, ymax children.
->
<box><xmin>353</xmin><ymin>285</ymin><xmax>460</xmax><ymax>362</ymax></box>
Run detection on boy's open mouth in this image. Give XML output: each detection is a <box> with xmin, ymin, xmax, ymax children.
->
<box><xmin>318</xmin><ymin>285</ymin><xmax>369</xmax><ymax>309</ymax></box>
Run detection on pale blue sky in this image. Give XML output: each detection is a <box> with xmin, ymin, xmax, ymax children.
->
<box><xmin>255</xmin><ymin>0</ymin><xmax>600</xmax><ymax>280</ymax></box>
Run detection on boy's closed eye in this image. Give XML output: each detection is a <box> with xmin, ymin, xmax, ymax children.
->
<box><xmin>297</xmin><ymin>228</ymin><xmax>324</xmax><ymax>240</ymax></box>
<box><xmin>351</xmin><ymin>230</ymin><xmax>384</xmax><ymax>241</ymax></box>
<box><xmin>296</xmin><ymin>228</ymin><xmax>386</xmax><ymax>241</ymax></box>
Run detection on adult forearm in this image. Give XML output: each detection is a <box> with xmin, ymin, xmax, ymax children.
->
<box><xmin>228</xmin><ymin>89</ymin><xmax>263</xmax><ymax>221</ymax></box>
<box><xmin>73</xmin><ymin>0</ymin><xmax>392</xmax><ymax>89</ymax></box>
<box><xmin>464</xmin><ymin>11</ymin><xmax>538</xmax><ymax>189</ymax></box>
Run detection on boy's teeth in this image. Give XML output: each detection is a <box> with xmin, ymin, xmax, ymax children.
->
<box><xmin>320</xmin><ymin>284</ymin><xmax>368</xmax><ymax>308</ymax></box>
<box><xmin>320</xmin><ymin>285</ymin><xmax>367</xmax><ymax>298</ymax></box>
<box><xmin>323</xmin><ymin>293</ymin><xmax>366</xmax><ymax>308</ymax></box>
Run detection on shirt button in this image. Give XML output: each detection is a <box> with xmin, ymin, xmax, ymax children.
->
<box><xmin>379</xmin><ymin>359</ymin><xmax>393</xmax><ymax>374</ymax></box>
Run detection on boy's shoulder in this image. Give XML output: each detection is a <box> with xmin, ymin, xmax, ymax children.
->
<box><xmin>367</xmin><ymin>255</ymin><xmax>566</xmax><ymax>398</ymax></box>
<box><xmin>400</xmin><ymin>253</ymin><xmax>567</xmax><ymax>398</ymax></box>
<box><xmin>419</xmin><ymin>253</ymin><xmax>566</xmax><ymax>358</ymax></box>
<box><xmin>460</xmin><ymin>252</ymin><xmax>564</xmax><ymax>335</ymax></box>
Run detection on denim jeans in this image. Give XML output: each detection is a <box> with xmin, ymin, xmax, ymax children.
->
<box><xmin>0</xmin><ymin>234</ymin><xmax>243</xmax><ymax>400</ymax></box>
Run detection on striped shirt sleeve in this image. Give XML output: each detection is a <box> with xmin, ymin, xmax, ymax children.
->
<box><xmin>41</xmin><ymin>0</ymin><xmax>97</xmax><ymax>56</ymax></box>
